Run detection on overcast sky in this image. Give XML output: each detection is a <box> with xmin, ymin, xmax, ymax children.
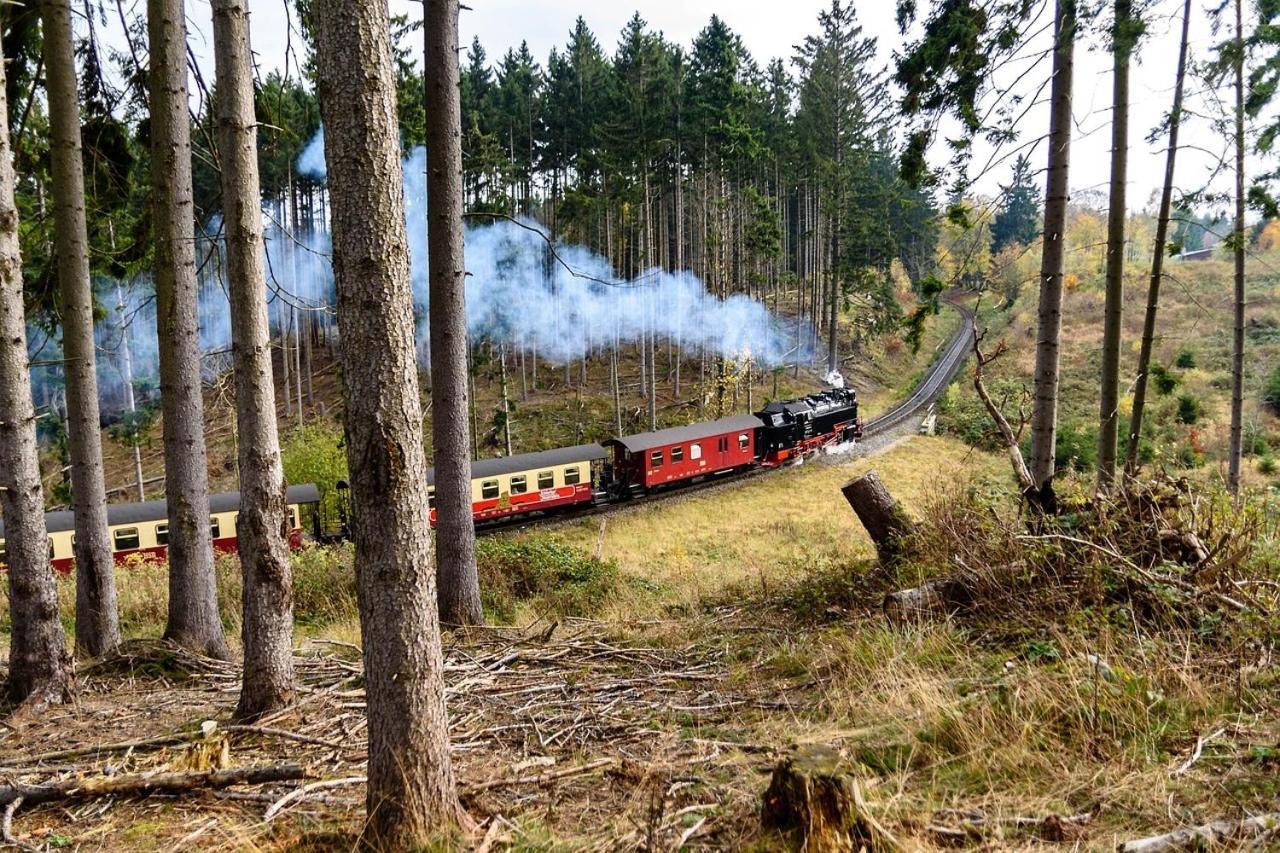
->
<box><xmin>162</xmin><ymin>0</ymin><xmax>1243</xmax><ymax>215</ymax></box>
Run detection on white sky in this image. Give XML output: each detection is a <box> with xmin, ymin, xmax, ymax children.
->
<box><xmin>161</xmin><ymin>0</ymin><xmax>1248</xmax><ymax>214</ymax></box>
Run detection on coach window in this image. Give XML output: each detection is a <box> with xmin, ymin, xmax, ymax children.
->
<box><xmin>0</xmin><ymin>540</ymin><xmax>6</xmax><ymax>561</ymax></box>
<box><xmin>510</xmin><ymin>475</ymin><xmax>528</xmax><ymax>495</ymax></box>
<box><xmin>739</xmin><ymin>433</ymin><xmax>750</xmax><ymax>450</ymax></box>
<box><xmin>114</xmin><ymin>527</ymin><xmax>140</xmax><ymax>552</ymax></box>
<box><xmin>210</xmin><ymin>518</ymin><xmax>222</xmax><ymax>540</ymax></box>
<box><xmin>481</xmin><ymin>479</ymin><xmax>500</xmax><ymax>499</ymax></box>
<box><xmin>155</xmin><ymin>523</ymin><xmax>169</xmax><ymax>546</ymax></box>
<box><xmin>427</xmin><ymin>488</ymin><xmax>435</xmax><ymax>510</ymax></box>
<box><xmin>564</xmin><ymin>467</ymin><xmax>581</xmax><ymax>485</ymax></box>
<box><xmin>538</xmin><ymin>470</ymin><xmax>555</xmax><ymax>489</ymax></box>
<box><xmin>690</xmin><ymin>443</ymin><xmax>702</xmax><ymax>460</ymax></box>
<box><xmin>671</xmin><ymin>446</ymin><xmax>684</xmax><ymax>463</ymax></box>
<box><xmin>651</xmin><ymin>450</ymin><xmax>664</xmax><ymax>468</ymax></box>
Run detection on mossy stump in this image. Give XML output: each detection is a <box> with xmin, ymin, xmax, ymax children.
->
<box><xmin>761</xmin><ymin>745</ymin><xmax>898</xmax><ymax>852</ymax></box>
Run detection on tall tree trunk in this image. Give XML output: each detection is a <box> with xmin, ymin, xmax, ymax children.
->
<box><xmin>1228</xmin><ymin>0</ymin><xmax>1247</xmax><ymax>494</ymax></box>
<box><xmin>41</xmin><ymin>0</ymin><xmax>119</xmax><ymax>656</ymax></box>
<box><xmin>313</xmin><ymin>0</ymin><xmax>466</xmax><ymax>841</ymax></box>
<box><xmin>1125</xmin><ymin>0</ymin><xmax>1191</xmax><ymax>477</ymax></box>
<box><xmin>148</xmin><ymin>0</ymin><xmax>229</xmax><ymax>659</ymax></box>
<box><xmin>0</xmin><ymin>44</ymin><xmax>72</xmax><ymax>709</ymax></box>
<box><xmin>1028</xmin><ymin>0</ymin><xmax>1077</xmax><ymax>494</ymax></box>
<box><xmin>212</xmin><ymin>0</ymin><xmax>295</xmax><ymax>720</ymax></box>
<box><xmin>499</xmin><ymin>342</ymin><xmax>513</xmax><ymax>455</ymax></box>
<box><xmin>114</xmin><ymin>279</ymin><xmax>146</xmax><ymax>501</ymax></box>
<box><xmin>1097</xmin><ymin>0</ymin><xmax>1133</xmax><ymax>489</ymax></box>
<box><xmin>432</xmin><ymin>0</ymin><xmax>486</xmax><ymax>625</ymax></box>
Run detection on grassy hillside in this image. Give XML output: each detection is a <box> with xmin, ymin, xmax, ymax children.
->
<box><xmin>940</xmin><ymin>255</ymin><xmax>1280</xmax><ymax>489</ymax></box>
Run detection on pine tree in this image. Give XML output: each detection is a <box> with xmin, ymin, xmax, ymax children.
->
<box><xmin>212</xmin><ymin>0</ymin><xmax>296</xmax><ymax>719</ymax></box>
<box><xmin>39</xmin><ymin>0</ymin><xmax>119</xmax><ymax>656</ymax></box>
<box><xmin>991</xmin><ymin>155</ymin><xmax>1041</xmax><ymax>252</ymax></box>
<box><xmin>148</xmin><ymin>0</ymin><xmax>229</xmax><ymax>659</ymax></box>
<box><xmin>312</xmin><ymin>0</ymin><xmax>466</xmax><ymax>840</ymax></box>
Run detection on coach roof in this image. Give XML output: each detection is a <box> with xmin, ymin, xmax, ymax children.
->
<box><xmin>604</xmin><ymin>415</ymin><xmax>763</xmax><ymax>454</ymax></box>
<box><xmin>0</xmin><ymin>484</ymin><xmax>322</xmax><ymax>538</ymax></box>
<box><xmin>426</xmin><ymin>443</ymin><xmax>608</xmax><ymax>485</ymax></box>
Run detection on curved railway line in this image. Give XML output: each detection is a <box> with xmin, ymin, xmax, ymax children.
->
<box><xmin>484</xmin><ymin>299</ymin><xmax>975</xmax><ymax>534</ymax></box>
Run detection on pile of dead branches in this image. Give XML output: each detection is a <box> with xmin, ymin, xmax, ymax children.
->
<box><xmin>885</xmin><ymin>474</ymin><xmax>1277</xmax><ymax>633</ymax></box>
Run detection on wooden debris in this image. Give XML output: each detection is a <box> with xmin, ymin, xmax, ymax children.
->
<box><xmin>841</xmin><ymin>470</ymin><xmax>915</xmax><ymax>567</ymax></box>
<box><xmin>0</xmin><ymin>763</ymin><xmax>311</xmax><ymax>809</ymax></box>
<box><xmin>761</xmin><ymin>745</ymin><xmax>898</xmax><ymax>852</ymax></box>
<box><xmin>883</xmin><ymin>579</ymin><xmax>962</xmax><ymax>624</ymax></box>
<box><xmin>1118</xmin><ymin>812</ymin><xmax>1280</xmax><ymax>852</ymax></box>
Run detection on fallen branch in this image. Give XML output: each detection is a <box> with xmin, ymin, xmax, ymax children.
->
<box><xmin>1170</xmin><ymin>727</ymin><xmax>1225</xmax><ymax>778</ymax></box>
<box><xmin>1118</xmin><ymin>812</ymin><xmax>1280</xmax><ymax>852</ymax></box>
<box><xmin>0</xmin><ymin>763</ymin><xmax>312</xmax><ymax>808</ymax></box>
<box><xmin>263</xmin><ymin>776</ymin><xmax>365</xmax><ymax>821</ymax></box>
<box><xmin>463</xmin><ymin>757</ymin><xmax>615</xmax><ymax>794</ymax></box>
<box><xmin>0</xmin><ymin>733</ymin><xmax>193</xmax><ymax>768</ymax></box>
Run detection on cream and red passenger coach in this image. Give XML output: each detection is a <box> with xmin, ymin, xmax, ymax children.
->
<box><xmin>426</xmin><ymin>444</ymin><xmax>607</xmax><ymax>524</ymax></box>
<box><xmin>0</xmin><ymin>484</ymin><xmax>321</xmax><ymax>573</ymax></box>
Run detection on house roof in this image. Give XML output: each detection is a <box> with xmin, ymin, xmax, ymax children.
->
<box><xmin>426</xmin><ymin>444</ymin><xmax>608</xmax><ymax>485</ymax></box>
<box><xmin>1</xmin><ymin>483</ymin><xmax>322</xmax><ymax>538</ymax></box>
<box><xmin>604</xmin><ymin>415</ymin><xmax>763</xmax><ymax>454</ymax></box>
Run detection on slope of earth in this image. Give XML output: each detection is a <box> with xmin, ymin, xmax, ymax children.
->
<box><xmin>6</xmin><ymin>435</ymin><xmax>1275</xmax><ymax>850</ymax></box>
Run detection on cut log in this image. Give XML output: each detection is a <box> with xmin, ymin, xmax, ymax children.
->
<box><xmin>761</xmin><ymin>745</ymin><xmax>898</xmax><ymax>852</ymax></box>
<box><xmin>1118</xmin><ymin>812</ymin><xmax>1280</xmax><ymax>852</ymax></box>
<box><xmin>841</xmin><ymin>471</ymin><xmax>915</xmax><ymax>568</ymax></box>
<box><xmin>0</xmin><ymin>763</ymin><xmax>311</xmax><ymax>808</ymax></box>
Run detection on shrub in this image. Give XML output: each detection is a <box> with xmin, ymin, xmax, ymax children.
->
<box><xmin>1175</xmin><ymin>348</ymin><xmax>1197</xmax><ymax>369</ymax></box>
<box><xmin>281</xmin><ymin>422</ymin><xmax>350</xmax><ymax>522</ymax></box>
<box><xmin>1265</xmin><ymin>365</ymin><xmax>1280</xmax><ymax>416</ymax></box>
<box><xmin>477</xmin><ymin>535</ymin><xmax>621</xmax><ymax>622</ymax></box>
<box><xmin>1176</xmin><ymin>393</ymin><xmax>1202</xmax><ymax>425</ymax></box>
<box><xmin>1151</xmin><ymin>364</ymin><xmax>1179</xmax><ymax>396</ymax></box>
<box><xmin>1259</xmin><ymin>456</ymin><xmax>1278</xmax><ymax>476</ymax></box>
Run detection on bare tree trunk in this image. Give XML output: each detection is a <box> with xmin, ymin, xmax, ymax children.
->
<box><xmin>212</xmin><ymin>0</ymin><xmax>295</xmax><ymax>720</ymax></box>
<box><xmin>1097</xmin><ymin>0</ymin><xmax>1132</xmax><ymax>490</ymax></box>
<box><xmin>498</xmin><ymin>342</ymin><xmax>512</xmax><ymax>455</ymax></box>
<box><xmin>426</xmin><ymin>0</ymin><xmax>483</xmax><ymax>627</ymax></box>
<box><xmin>1228</xmin><ymin>0</ymin><xmax>1247</xmax><ymax>494</ymax></box>
<box><xmin>148</xmin><ymin>0</ymin><xmax>229</xmax><ymax>659</ymax></box>
<box><xmin>313</xmin><ymin>0</ymin><xmax>466</xmax><ymax>841</ymax></box>
<box><xmin>0</xmin><ymin>46</ymin><xmax>72</xmax><ymax>709</ymax></box>
<box><xmin>1125</xmin><ymin>0</ymin><xmax>1191</xmax><ymax>477</ymax></box>
<box><xmin>1028</xmin><ymin>0</ymin><xmax>1077</xmax><ymax>493</ymax></box>
<box><xmin>114</xmin><ymin>280</ymin><xmax>146</xmax><ymax>501</ymax></box>
<box><xmin>41</xmin><ymin>0</ymin><xmax>118</xmax><ymax>656</ymax></box>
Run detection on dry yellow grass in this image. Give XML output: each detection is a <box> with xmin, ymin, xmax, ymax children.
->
<box><xmin>536</xmin><ymin>436</ymin><xmax>1012</xmax><ymax>614</ymax></box>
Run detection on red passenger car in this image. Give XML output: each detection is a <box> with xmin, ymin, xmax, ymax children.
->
<box><xmin>605</xmin><ymin>414</ymin><xmax>762</xmax><ymax>494</ymax></box>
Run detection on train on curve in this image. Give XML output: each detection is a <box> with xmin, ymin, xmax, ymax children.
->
<box><xmin>0</xmin><ymin>387</ymin><xmax>858</xmax><ymax>566</ymax></box>
<box><xmin>419</xmin><ymin>386</ymin><xmax>861</xmax><ymax>527</ymax></box>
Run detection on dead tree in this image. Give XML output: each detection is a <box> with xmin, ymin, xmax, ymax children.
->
<box><xmin>762</xmin><ymin>745</ymin><xmax>898</xmax><ymax>852</ymax></box>
<box><xmin>841</xmin><ymin>471</ymin><xmax>915</xmax><ymax>567</ymax></box>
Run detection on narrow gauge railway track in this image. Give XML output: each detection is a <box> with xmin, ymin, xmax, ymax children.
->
<box><xmin>478</xmin><ymin>300</ymin><xmax>975</xmax><ymax>536</ymax></box>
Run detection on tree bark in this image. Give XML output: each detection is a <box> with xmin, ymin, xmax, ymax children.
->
<box><xmin>1028</xmin><ymin>0</ymin><xmax>1076</xmax><ymax>491</ymax></box>
<box><xmin>148</xmin><ymin>0</ymin><xmax>229</xmax><ymax>660</ymax></box>
<box><xmin>40</xmin><ymin>0</ymin><xmax>119</xmax><ymax>656</ymax></box>
<box><xmin>1097</xmin><ymin>0</ymin><xmax>1131</xmax><ymax>490</ymax></box>
<box><xmin>212</xmin><ymin>0</ymin><xmax>295</xmax><ymax>719</ymax></box>
<box><xmin>1228</xmin><ymin>0</ymin><xmax>1247</xmax><ymax>494</ymax></box>
<box><xmin>1125</xmin><ymin>0</ymin><xmax>1191</xmax><ymax>477</ymax></box>
<box><xmin>761</xmin><ymin>745</ymin><xmax>898</xmax><ymax>852</ymax></box>
<box><xmin>312</xmin><ymin>0</ymin><xmax>466</xmax><ymax>842</ymax></box>
<box><xmin>426</xmin><ymin>0</ymin><xmax>483</xmax><ymax>628</ymax></box>
<box><xmin>0</xmin><ymin>43</ymin><xmax>72</xmax><ymax>710</ymax></box>
<box><xmin>840</xmin><ymin>471</ymin><xmax>915</xmax><ymax>567</ymax></box>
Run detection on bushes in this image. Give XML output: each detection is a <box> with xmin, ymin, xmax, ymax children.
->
<box><xmin>1176</xmin><ymin>393</ymin><xmax>1202</xmax><ymax>425</ymax></box>
<box><xmin>1151</xmin><ymin>364</ymin><xmax>1179</xmax><ymax>396</ymax></box>
<box><xmin>281</xmin><ymin>422</ymin><xmax>349</xmax><ymax>522</ymax></box>
<box><xmin>1175</xmin><ymin>348</ymin><xmax>1197</xmax><ymax>369</ymax></box>
<box><xmin>1266</xmin><ymin>364</ymin><xmax>1280</xmax><ymax>416</ymax></box>
<box><xmin>477</xmin><ymin>535</ymin><xmax>621</xmax><ymax>622</ymax></box>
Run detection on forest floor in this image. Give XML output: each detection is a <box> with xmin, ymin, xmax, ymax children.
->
<box><xmin>4</xmin><ymin>435</ymin><xmax>1278</xmax><ymax>851</ymax></box>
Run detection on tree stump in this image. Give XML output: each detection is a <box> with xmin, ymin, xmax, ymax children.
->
<box><xmin>841</xmin><ymin>471</ymin><xmax>916</xmax><ymax>567</ymax></box>
<box><xmin>761</xmin><ymin>745</ymin><xmax>898</xmax><ymax>852</ymax></box>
